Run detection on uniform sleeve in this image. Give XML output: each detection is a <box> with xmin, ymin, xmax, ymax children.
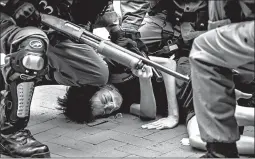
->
<box><xmin>120</xmin><ymin>0</ymin><xmax>150</xmax><ymax>32</ymax></box>
<box><xmin>0</xmin><ymin>12</ymin><xmax>20</xmax><ymax>53</ymax></box>
<box><xmin>0</xmin><ymin>12</ymin><xmax>48</xmax><ymax>54</ymax></box>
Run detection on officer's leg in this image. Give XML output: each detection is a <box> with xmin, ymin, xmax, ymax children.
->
<box><xmin>189</xmin><ymin>21</ymin><xmax>254</xmax><ymax>157</ymax></box>
<box><xmin>208</xmin><ymin>0</ymin><xmax>231</xmax><ymax>30</ymax></box>
<box><xmin>47</xmin><ymin>39</ymin><xmax>109</xmax><ymax>87</ymax></box>
<box><xmin>0</xmin><ymin>27</ymin><xmax>50</xmax><ymax>158</ymax></box>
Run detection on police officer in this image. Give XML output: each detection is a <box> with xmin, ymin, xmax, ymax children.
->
<box><xmin>119</xmin><ymin>0</ymin><xmax>208</xmax><ymax>57</ymax></box>
<box><xmin>189</xmin><ymin>1</ymin><xmax>254</xmax><ymax>157</ymax></box>
<box><xmin>0</xmin><ymin>0</ymin><xmax>138</xmax><ymax>157</ymax></box>
<box><xmin>118</xmin><ymin>0</ymin><xmax>208</xmax><ymax>129</ymax></box>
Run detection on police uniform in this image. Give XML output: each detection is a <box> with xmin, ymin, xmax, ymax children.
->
<box><xmin>189</xmin><ymin>0</ymin><xmax>254</xmax><ymax>156</ymax></box>
<box><xmin>0</xmin><ymin>0</ymin><xmax>111</xmax><ymax>157</ymax></box>
<box><xmin>120</xmin><ymin>0</ymin><xmax>208</xmax><ymax>57</ymax></box>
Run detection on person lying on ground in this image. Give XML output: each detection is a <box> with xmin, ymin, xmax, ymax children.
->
<box><xmin>57</xmin><ymin>56</ymin><xmax>178</xmax><ymax>125</ymax></box>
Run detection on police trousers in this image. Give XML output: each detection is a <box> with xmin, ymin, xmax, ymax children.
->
<box><xmin>189</xmin><ymin>21</ymin><xmax>254</xmax><ymax>142</ymax></box>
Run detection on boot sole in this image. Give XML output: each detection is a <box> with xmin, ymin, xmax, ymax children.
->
<box><xmin>0</xmin><ymin>145</ymin><xmax>51</xmax><ymax>158</ymax></box>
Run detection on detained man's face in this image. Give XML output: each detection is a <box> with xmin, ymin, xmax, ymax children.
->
<box><xmin>90</xmin><ymin>85</ymin><xmax>123</xmax><ymax>117</ymax></box>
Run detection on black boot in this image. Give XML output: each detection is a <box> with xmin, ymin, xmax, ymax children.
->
<box><xmin>201</xmin><ymin>142</ymin><xmax>239</xmax><ymax>158</ymax></box>
<box><xmin>0</xmin><ymin>129</ymin><xmax>50</xmax><ymax>158</ymax></box>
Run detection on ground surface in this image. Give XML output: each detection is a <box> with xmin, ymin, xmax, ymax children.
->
<box><xmin>1</xmin><ymin>85</ymin><xmax>254</xmax><ymax>158</ymax></box>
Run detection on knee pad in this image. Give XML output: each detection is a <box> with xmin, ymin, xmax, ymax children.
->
<box><xmin>5</xmin><ymin>37</ymin><xmax>48</xmax><ymax>83</ymax></box>
<box><xmin>14</xmin><ymin>37</ymin><xmax>47</xmax><ymax>74</ymax></box>
<box><xmin>1</xmin><ymin>31</ymin><xmax>48</xmax><ymax>134</ymax></box>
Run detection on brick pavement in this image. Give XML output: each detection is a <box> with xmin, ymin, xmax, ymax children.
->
<box><xmin>1</xmin><ymin>85</ymin><xmax>254</xmax><ymax>158</ymax></box>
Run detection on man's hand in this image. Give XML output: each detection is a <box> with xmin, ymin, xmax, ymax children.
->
<box><xmin>141</xmin><ymin>116</ymin><xmax>179</xmax><ymax>130</ymax></box>
<box><xmin>131</xmin><ymin>65</ymin><xmax>153</xmax><ymax>79</ymax></box>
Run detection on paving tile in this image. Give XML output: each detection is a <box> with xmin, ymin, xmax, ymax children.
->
<box><xmin>44</xmin><ymin>142</ymin><xmax>91</xmax><ymax>157</ymax></box>
<box><xmin>78</xmin><ymin>126</ymin><xmax>104</xmax><ymax>135</ymax></box>
<box><xmin>179</xmin><ymin>144</ymin><xmax>199</xmax><ymax>155</ymax></box>
<box><xmin>123</xmin><ymin>154</ymin><xmax>144</xmax><ymax>158</ymax></box>
<box><xmin>80</xmin><ymin>130</ymin><xmax>121</xmax><ymax>144</ymax></box>
<box><xmin>165</xmin><ymin>133</ymin><xmax>188</xmax><ymax>144</ymax></box>
<box><xmin>125</xmin><ymin>128</ymin><xmax>157</xmax><ymax>137</ymax></box>
<box><xmin>143</xmin><ymin>125</ymin><xmax>187</xmax><ymax>142</ymax></box>
<box><xmin>113</xmin><ymin>125</ymin><xmax>158</xmax><ymax>137</ymax></box>
<box><xmin>92</xmin><ymin>121</ymin><xmax>120</xmax><ymax>130</ymax></box>
<box><xmin>109</xmin><ymin>114</ymin><xmax>140</xmax><ymax>124</ymax></box>
<box><xmin>116</xmin><ymin>144</ymin><xmax>162</xmax><ymax>157</ymax></box>
<box><xmin>40</xmin><ymin>117</ymin><xmax>70</xmax><ymax>127</ymax></box>
<box><xmin>42</xmin><ymin>127</ymin><xmax>74</xmax><ymax>136</ymax></box>
<box><xmin>50</xmin><ymin>153</ymin><xmax>65</xmax><ymax>157</ymax></box>
<box><xmin>112</xmin><ymin>123</ymin><xmax>143</xmax><ymax>132</ymax></box>
<box><xmin>93</xmin><ymin>139</ymin><xmax>127</xmax><ymax>153</ymax></box>
<box><xmin>24</xmin><ymin>86</ymin><xmax>255</xmax><ymax>158</ymax></box>
<box><xmin>146</xmin><ymin>140</ymin><xmax>180</xmax><ymax>153</ymax></box>
<box><xmin>28</xmin><ymin>123</ymin><xmax>58</xmax><ymax>135</ymax></box>
<box><xmin>188</xmin><ymin>151</ymin><xmax>205</xmax><ymax>158</ymax></box>
<box><xmin>89</xmin><ymin>140</ymin><xmax>129</xmax><ymax>157</ymax></box>
<box><xmin>33</xmin><ymin>132</ymin><xmax>61</xmax><ymax>142</ymax></box>
<box><xmin>44</xmin><ymin>122</ymin><xmax>84</xmax><ymax>135</ymax></box>
<box><xmin>160</xmin><ymin>148</ymin><xmax>195</xmax><ymax>157</ymax></box>
<box><xmin>112</xmin><ymin>133</ymin><xmax>156</xmax><ymax>147</ymax></box>
<box><xmin>62</xmin><ymin>129</ymin><xmax>92</xmax><ymax>140</ymax></box>
<box><xmin>92</xmin><ymin>150</ymin><xmax>130</xmax><ymax>157</ymax></box>
<box><xmin>47</xmin><ymin>136</ymin><xmax>95</xmax><ymax>152</ymax></box>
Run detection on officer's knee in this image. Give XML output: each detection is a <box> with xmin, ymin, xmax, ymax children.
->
<box><xmin>12</xmin><ymin>27</ymin><xmax>49</xmax><ymax>73</ymax></box>
<box><xmin>14</xmin><ymin>27</ymin><xmax>49</xmax><ymax>46</ymax></box>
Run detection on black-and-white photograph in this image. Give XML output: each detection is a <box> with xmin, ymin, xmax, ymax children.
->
<box><xmin>0</xmin><ymin>0</ymin><xmax>254</xmax><ymax>158</ymax></box>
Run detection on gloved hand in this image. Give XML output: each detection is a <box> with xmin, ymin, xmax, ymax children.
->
<box><xmin>4</xmin><ymin>0</ymin><xmax>41</xmax><ymax>27</ymax></box>
<box><xmin>110</xmin><ymin>26</ymin><xmax>150</xmax><ymax>56</ymax></box>
<box><xmin>110</xmin><ymin>26</ymin><xmax>138</xmax><ymax>52</ymax></box>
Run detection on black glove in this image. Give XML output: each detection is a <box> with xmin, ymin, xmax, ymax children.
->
<box><xmin>135</xmin><ymin>39</ymin><xmax>149</xmax><ymax>54</ymax></box>
<box><xmin>4</xmin><ymin>0</ymin><xmax>41</xmax><ymax>27</ymax></box>
<box><xmin>110</xmin><ymin>26</ymin><xmax>140</xmax><ymax>53</ymax></box>
<box><xmin>38</xmin><ymin>0</ymin><xmax>73</xmax><ymax>21</ymax></box>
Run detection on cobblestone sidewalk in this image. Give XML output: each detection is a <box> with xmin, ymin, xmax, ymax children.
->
<box><xmin>1</xmin><ymin>85</ymin><xmax>254</xmax><ymax>158</ymax></box>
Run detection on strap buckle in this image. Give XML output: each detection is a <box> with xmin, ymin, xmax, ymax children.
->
<box><xmin>167</xmin><ymin>40</ymin><xmax>179</xmax><ymax>52</ymax></box>
<box><xmin>124</xmin><ymin>31</ymin><xmax>141</xmax><ymax>40</ymax></box>
<box><xmin>174</xmin><ymin>10</ymin><xmax>183</xmax><ymax>23</ymax></box>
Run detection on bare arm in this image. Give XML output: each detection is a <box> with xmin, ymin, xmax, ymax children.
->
<box><xmin>142</xmin><ymin>57</ymin><xmax>179</xmax><ymax>130</ymax></box>
<box><xmin>139</xmin><ymin>77</ymin><xmax>156</xmax><ymax>119</ymax></box>
<box><xmin>130</xmin><ymin>65</ymin><xmax>156</xmax><ymax>119</ymax></box>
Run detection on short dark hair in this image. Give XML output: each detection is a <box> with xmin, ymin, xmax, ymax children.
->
<box><xmin>57</xmin><ymin>85</ymin><xmax>100</xmax><ymax>123</ymax></box>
